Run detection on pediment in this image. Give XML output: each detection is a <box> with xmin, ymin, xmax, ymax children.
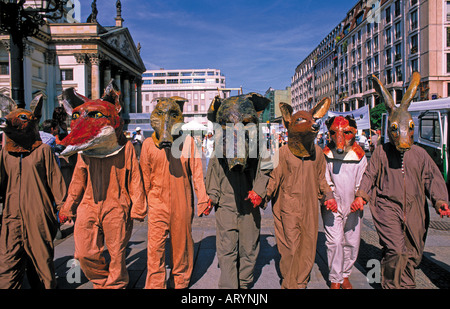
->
<box><xmin>100</xmin><ymin>27</ymin><xmax>146</xmax><ymax>72</ymax></box>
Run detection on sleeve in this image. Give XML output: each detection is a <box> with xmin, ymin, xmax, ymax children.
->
<box><xmin>188</xmin><ymin>137</ymin><xmax>210</xmax><ymax>216</ymax></box>
<box><xmin>423</xmin><ymin>152</ymin><xmax>449</xmax><ymax>212</ymax></box>
<box><xmin>355</xmin><ymin>155</ymin><xmax>368</xmax><ymax>194</ymax></box>
<box><xmin>59</xmin><ymin>153</ymin><xmax>87</xmax><ymax>218</ymax></box>
<box><xmin>317</xmin><ymin>150</ymin><xmax>333</xmax><ymax>201</ymax></box>
<box><xmin>127</xmin><ymin>143</ymin><xmax>148</xmax><ymax>221</ymax></box>
<box><xmin>265</xmin><ymin>150</ymin><xmax>283</xmax><ymax>203</ymax></box>
<box><xmin>205</xmin><ymin>157</ymin><xmax>221</xmax><ymax>206</ymax></box>
<box><xmin>139</xmin><ymin>139</ymin><xmax>152</xmax><ymax>196</ymax></box>
<box><xmin>45</xmin><ymin>145</ymin><xmax>67</xmax><ymax>211</ymax></box>
<box><xmin>355</xmin><ymin>147</ymin><xmax>381</xmax><ymax>203</ymax></box>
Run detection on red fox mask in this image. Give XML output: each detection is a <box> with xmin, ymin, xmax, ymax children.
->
<box><xmin>323</xmin><ymin>115</ymin><xmax>365</xmax><ymax>161</ymax></box>
<box><xmin>279</xmin><ymin>98</ymin><xmax>330</xmax><ymax>158</ymax></box>
<box><xmin>0</xmin><ymin>93</ymin><xmax>44</xmax><ymax>153</ymax></box>
<box><xmin>60</xmin><ymin>80</ymin><xmax>126</xmax><ymax>157</ymax></box>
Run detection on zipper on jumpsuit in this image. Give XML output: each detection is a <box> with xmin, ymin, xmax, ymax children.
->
<box><xmin>401</xmin><ymin>152</ymin><xmax>407</xmax><ymax>233</ymax></box>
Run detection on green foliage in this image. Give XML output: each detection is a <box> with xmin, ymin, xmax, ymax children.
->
<box><xmin>370</xmin><ymin>103</ymin><xmax>386</xmax><ymax>129</ymax></box>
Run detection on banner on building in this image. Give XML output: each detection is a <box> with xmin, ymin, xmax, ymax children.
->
<box><xmin>318</xmin><ymin>105</ymin><xmax>371</xmax><ymax>133</ymax></box>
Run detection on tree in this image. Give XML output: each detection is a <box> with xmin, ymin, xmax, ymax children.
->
<box><xmin>370</xmin><ymin>103</ymin><xmax>386</xmax><ymax>129</ymax></box>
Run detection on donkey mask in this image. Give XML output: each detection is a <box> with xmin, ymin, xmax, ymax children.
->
<box><xmin>279</xmin><ymin>98</ymin><xmax>331</xmax><ymax>158</ymax></box>
<box><xmin>371</xmin><ymin>71</ymin><xmax>421</xmax><ymax>153</ymax></box>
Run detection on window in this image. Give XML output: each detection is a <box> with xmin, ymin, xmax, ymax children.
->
<box><xmin>420</xmin><ymin>112</ymin><xmax>441</xmax><ymax>143</ymax></box>
<box><xmin>374</xmin><ymin>35</ymin><xmax>379</xmax><ymax>50</ymax></box>
<box><xmin>366</xmin><ymin>40</ymin><xmax>372</xmax><ymax>54</ymax></box>
<box><xmin>356</xmin><ymin>13</ymin><xmax>364</xmax><ymax>26</ymax></box>
<box><xmin>447</xmin><ymin>1</ymin><xmax>450</xmax><ymax>22</ymax></box>
<box><xmin>394</xmin><ymin>0</ymin><xmax>401</xmax><ymax>17</ymax></box>
<box><xmin>386</xmin><ymin>69</ymin><xmax>392</xmax><ymax>84</ymax></box>
<box><xmin>367</xmin><ymin>58</ymin><xmax>372</xmax><ymax>73</ymax></box>
<box><xmin>181</xmin><ymin>72</ymin><xmax>192</xmax><ymax>76</ymax></box>
<box><xmin>395</xmin><ymin>66</ymin><xmax>403</xmax><ymax>82</ymax></box>
<box><xmin>193</xmin><ymin>79</ymin><xmax>205</xmax><ymax>83</ymax></box>
<box><xmin>386</xmin><ymin>28</ymin><xmax>392</xmax><ymax>45</ymax></box>
<box><xmin>447</xmin><ymin>28</ymin><xmax>450</xmax><ymax>48</ymax></box>
<box><xmin>168</xmin><ymin>72</ymin><xmax>179</xmax><ymax>76</ymax></box>
<box><xmin>411</xmin><ymin>58</ymin><xmax>419</xmax><ymax>73</ymax></box>
<box><xmin>154</xmin><ymin>72</ymin><xmax>166</xmax><ymax>77</ymax></box>
<box><xmin>386</xmin><ymin>6</ymin><xmax>391</xmax><ymax>24</ymax></box>
<box><xmin>447</xmin><ymin>53</ymin><xmax>450</xmax><ymax>73</ymax></box>
<box><xmin>143</xmin><ymin>80</ymin><xmax>152</xmax><ymax>85</ymax></box>
<box><xmin>395</xmin><ymin>22</ymin><xmax>401</xmax><ymax>40</ymax></box>
<box><xmin>167</xmin><ymin>79</ymin><xmax>178</xmax><ymax>84</ymax></box>
<box><xmin>410</xmin><ymin>10</ymin><xmax>418</xmax><ymax>30</ymax></box>
<box><xmin>411</xmin><ymin>34</ymin><xmax>418</xmax><ymax>53</ymax></box>
<box><xmin>61</xmin><ymin>68</ymin><xmax>73</xmax><ymax>81</ymax></box>
<box><xmin>395</xmin><ymin>43</ymin><xmax>402</xmax><ymax>61</ymax></box>
<box><xmin>0</xmin><ymin>62</ymin><xmax>9</xmax><ymax>75</ymax></box>
<box><xmin>143</xmin><ymin>73</ymin><xmax>153</xmax><ymax>77</ymax></box>
<box><xmin>154</xmin><ymin>80</ymin><xmax>165</xmax><ymax>84</ymax></box>
<box><xmin>181</xmin><ymin>79</ymin><xmax>192</xmax><ymax>84</ymax></box>
<box><xmin>386</xmin><ymin>48</ymin><xmax>392</xmax><ymax>65</ymax></box>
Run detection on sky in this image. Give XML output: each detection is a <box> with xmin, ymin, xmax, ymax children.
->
<box><xmin>78</xmin><ymin>0</ymin><xmax>358</xmax><ymax>95</ymax></box>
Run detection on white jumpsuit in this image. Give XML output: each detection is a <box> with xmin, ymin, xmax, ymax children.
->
<box><xmin>321</xmin><ymin>148</ymin><xmax>367</xmax><ymax>284</ymax></box>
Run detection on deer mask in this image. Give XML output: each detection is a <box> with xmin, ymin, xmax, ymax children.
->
<box><xmin>371</xmin><ymin>72</ymin><xmax>421</xmax><ymax>153</ymax></box>
<box><xmin>60</xmin><ymin>80</ymin><xmax>127</xmax><ymax>158</ymax></box>
<box><xmin>150</xmin><ymin>96</ymin><xmax>187</xmax><ymax>149</ymax></box>
<box><xmin>280</xmin><ymin>98</ymin><xmax>331</xmax><ymax>158</ymax></box>
<box><xmin>207</xmin><ymin>93</ymin><xmax>270</xmax><ymax>171</ymax></box>
<box><xmin>0</xmin><ymin>93</ymin><xmax>44</xmax><ymax>153</ymax></box>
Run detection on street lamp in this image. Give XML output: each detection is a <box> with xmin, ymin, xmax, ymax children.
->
<box><xmin>0</xmin><ymin>0</ymin><xmax>70</xmax><ymax>108</ymax></box>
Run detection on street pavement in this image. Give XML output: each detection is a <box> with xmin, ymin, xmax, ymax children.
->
<box><xmin>47</xmin><ymin>154</ymin><xmax>450</xmax><ymax>290</ymax></box>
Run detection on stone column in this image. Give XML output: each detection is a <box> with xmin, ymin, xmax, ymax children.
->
<box><xmin>88</xmin><ymin>53</ymin><xmax>101</xmax><ymax>99</ymax></box>
<box><xmin>123</xmin><ymin>76</ymin><xmax>130</xmax><ymax>115</ymax></box>
<box><xmin>114</xmin><ymin>69</ymin><xmax>122</xmax><ymax>92</ymax></box>
<box><xmin>74</xmin><ymin>53</ymin><xmax>88</xmax><ymax>97</ymax></box>
<box><xmin>136</xmin><ymin>79</ymin><xmax>143</xmax><ymax>113</ymax></box>
<box><xmin>104</xmin><ymin>63</ymin><xmax>112</xmax><ymax>87</ymax></box>
<box><xmin>130</xmin><ymin>77</ymin><xmax>136</xmax><ymax>113</ymax></box>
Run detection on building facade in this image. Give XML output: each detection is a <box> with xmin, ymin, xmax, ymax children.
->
<box><xmin>0</xmin><ymin>0</ymin><xmax>145</xmax><ymax>121</ymax></box>
<box><xmin>292</xmin><ymin>0</ymin><xmax>450</xmax><ymax>113</ymax></box>
<box><xmin>141</xmin><ymin>68</ymin><xmax>226</xmax><ymax>125</ymax></box>
<box><xmin>262</xmin><ymin>86</ymin><xmax>292</xmax><ymax>123</ymax></box>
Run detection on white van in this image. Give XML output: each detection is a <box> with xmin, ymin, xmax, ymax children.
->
<box><xmin>381</xmin><ymin>97</ymin><xmax>450</xmax><ymax>192</ymax></box>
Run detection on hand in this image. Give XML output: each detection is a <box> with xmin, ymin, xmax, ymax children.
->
<box><xmin>324</xmin><ymin>198</ymin><xmax>338</xmax><ymax>212</ymax></box>
<box><xmin>351</xmin><ymin>197</ymin><xmax>366</xmax><ymax>212</ymax></box>
<box><xmin>58</xmin><ymin>212</ymin><xmax>70</xmax><ymax>224</ymax></box>
<box><xmin>246</xmin><ymin>190</ymin><xmax>263</xmax><ymax>208</ymax></box>
<box><xmin>203</xmin><ymin>199</ymin><xmax>213</xmax><ymax>216</ymax></box>
<box><xmin>438</xmin><ymin>203</ymin><xmax>450</xmax><ymax>218</ymax></box>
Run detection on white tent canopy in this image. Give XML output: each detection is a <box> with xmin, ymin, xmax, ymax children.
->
<box><xmin>181</xmin><ymin>119</ymin><xmax>208</xmax><ymax>131</ymax></box>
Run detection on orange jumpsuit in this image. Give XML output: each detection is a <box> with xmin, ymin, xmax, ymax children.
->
<box><xmin>138</xmin><ymin>135</ymin><xmax>209</xmax><ymax>289</ymax></box>
<box><xmin>60</xmin><ymin>141</ymin><xmax>146</xmax><ymax>289</ymax></box>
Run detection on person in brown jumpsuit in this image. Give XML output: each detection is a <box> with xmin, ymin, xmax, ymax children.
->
<box><xmin>59</xmin><ymin>83</ymin><xmax>146</xmax><ymax>289</ymax></box>
<box><xmin>263</xmin><ymin>99</ymin><xmax>336</xmax><ymax>289</ymax></box>
<box><xmin>0</xmin><ymin>94</ymin><xmax>67</xmax><ymax>289</ymax></box>
<box><xmin>138</xmin><ymin>96</ymin><xmax>211</xmax><ymax>289</ymax></box>
<box><xmin>352</xmin><ymin>73</ymin><xmax>450</xmax><ymax>288</ymax></box>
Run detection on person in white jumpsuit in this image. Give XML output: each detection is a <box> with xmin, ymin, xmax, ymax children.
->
<box><xmin>321</xmin><ymin>116</ymin><xmax>367</xmax><ymax>289</ymax></box>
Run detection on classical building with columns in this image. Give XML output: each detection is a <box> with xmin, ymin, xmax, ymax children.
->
<box><xmin>0</xmin><ymin>0</ymin><xmax>145</xmax><ymax>121</ymax></box>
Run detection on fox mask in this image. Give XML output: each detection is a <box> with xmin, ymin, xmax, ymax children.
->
<box><xmin>323</xmin><ymin>115</ymin><xmax>365</xmax><ymax>161</ymax></box>
<box><xmin>280</xmin><ymin>98</ymin><xmax>330</xmax><ymax>158</ymax></box>
<box><xmin>60</xmin><ymin>80</ymin><xmax>127</xmax><ymax>158</ymax></box>
<box><xmin>0</xmin><ymin>93</ymin><xmax>44</xmax><ymax>153</ymax></box>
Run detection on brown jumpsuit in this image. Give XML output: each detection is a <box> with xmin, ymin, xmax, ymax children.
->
<box><xmin>266</xmin><ymin>144</ymin><xmax>332</xmax><ymax>289</ymax></box>
<box><xmin>138</xmin><ymin>135</ymin><xmax>209</xmax><ymax>289</ymax></box>
<box><xmin>60</xmin><ymin>141</ymin><xmax>146</xmax><ymax>289</ymax></box>
<box><xmin>0</xmin><ymin>143</ymin><xmax>67</xmax><ymax>289</ymax></box>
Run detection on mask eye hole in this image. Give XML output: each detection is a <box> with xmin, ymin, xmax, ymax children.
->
<box><xmin>18</xmin><ymin>114</ymin><xmax>28</xmax><ymax>121</ymax></box>
<box><xmin>88</xmin><ymin>111</ymin><xmax>105</xmax><ymax>119</ymax></box>
<box><xmin>329</xmin><ymin>130</ymin><xmax>336</xmax><ymax>135</ymax></box>
<box><xmin>344</xmin><ymin>131</ymin><xmax>353</xmax><ymax>135</ymax></box>
<box><xmin>390</xmin><ymin>123</ymin><xmax>398</xmax><ymax>132</ymax></box>
<box><xmin>72</xmin><ymin>112</ymin><xmax>80</xmax><ymax>120</ymax></box>
<box><xmin>409</xmin><ymin>121</ymin><xmax>415</xmax><ymax>130</ymax></box>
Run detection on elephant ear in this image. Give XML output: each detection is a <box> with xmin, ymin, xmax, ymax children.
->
<box><xmin>279</xmin><ymin>102</ymin><xmax>293</xmax><ymax>128</ymax></box>
<box><xmin>207</xmin><ymin>95</ymin><xmax>222</xmax><ymax>122</ymax></box>
<box><xmin>246</xmin><ymin>92</ymin><xmax>271</xmax><ymax>113</ymax></box>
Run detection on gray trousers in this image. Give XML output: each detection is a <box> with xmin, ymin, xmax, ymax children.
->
<box><xmin>321</xmin><ymin>205</ymin><xmax>362</xmax><ymax>284</ymax></box>
<box><xmin>215</xmin><ymin>204</ymin><xmax>261</xmax><ymax>289</ymax></box>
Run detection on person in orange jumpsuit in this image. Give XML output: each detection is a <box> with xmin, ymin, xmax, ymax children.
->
<box><xmin>138</xmin><ymin>96</ymin><xmax>211</xmax><ymax>289</ymax></box>
<box><xmin>59</xmin><ymin>83</ymin><xmax>147</xmax><ymax>289</ymax></box>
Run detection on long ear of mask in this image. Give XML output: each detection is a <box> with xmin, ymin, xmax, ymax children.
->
<box><xmin>371</xmin><ymin>74</ymin><xmax>395</xmax><ymax>113</ymax></box>
<box><xmin>400</xmin><ymin>71</ymin><xmax>421</xmax><ymax>110</ymax></box>
<box><xmin>0</xmin><ymin>93</ymin><xmax>18</xmax><ymax>116</ymax></box>
<box><xmin>279</xmin><ymin>102</ymin><xmax>293</xmax><ymax>128</ymax></box>
<box><xmin>246</xmin><ymin>92</ymin><xmax>271</xmax><ymax>114</ymax></box>
<box><xmin>102</xmin><ymin>79</ymin><xmax>122</xmax><ymax>113</ymax></box>
<box><xmin>311</xmin><ymin>97</ymin><xmax>331</xmax><ymax>119</ymax></box>
<box><xmin>62</xmin><ymin>87</ymin><xmax>90</xmax><ymax>115</ymax></box>
<box><xmin>207</xmin><ymin>95</ymin><xmax>222</xmax><ymax>122</ymax></box>
<box><xmin>30</xmin><ymin>93</ymin><xmax>44</xmax><ymax>120</ymax></box>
